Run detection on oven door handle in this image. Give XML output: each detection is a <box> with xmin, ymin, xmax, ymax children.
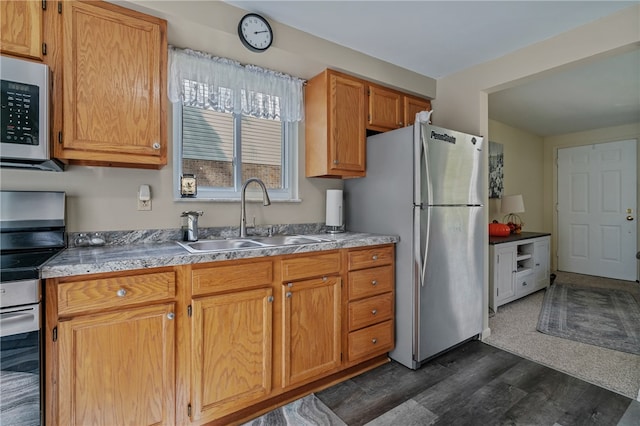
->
<box><xmin>0</xmin><ymin>305</ymin><xmax>39</xmax><ymax>337</ymax></box>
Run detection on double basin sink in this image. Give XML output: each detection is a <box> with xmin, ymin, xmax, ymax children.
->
<box><xmin>177</xmin><ymin>234</ymin><xmax>332</xmax><ymax>254</ymax></box>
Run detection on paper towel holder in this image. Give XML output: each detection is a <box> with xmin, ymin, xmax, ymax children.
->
<box><xmin>325</xmin><ymin>189</ymin><xmax>345</xmax><ymax>234</ymax></box>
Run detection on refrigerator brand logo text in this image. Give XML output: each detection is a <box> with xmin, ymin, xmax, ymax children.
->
<box><xmin>430</xmin><ymin>131</ymin><xmax>456</xmax><ymax>144</ymax></box>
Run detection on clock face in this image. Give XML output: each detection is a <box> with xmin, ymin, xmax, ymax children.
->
<box><xmin>238</xmin><ymin>13</ymin><xmax>273</xmax><ymax>52</ymax></box>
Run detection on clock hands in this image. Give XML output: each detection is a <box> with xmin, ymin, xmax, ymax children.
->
<box><xmin>254</xmin><ymin>30</ymin><xmax>269</xmax><ymax>34</ymax></box>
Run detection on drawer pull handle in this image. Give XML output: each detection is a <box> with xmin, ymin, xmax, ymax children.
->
<box><xmin>371</xmin><ymin>280</ymin><xmax>378</xmax><ymax>286</ymax></box>
<box><xmin>167</xmin><ymin>312</ymin><xmax>175</xmax><ymax>320</ymax></box>
<box><xmin>372</xmin><ymin>338</ymin><xmax>377</xmax><ymax>344</ymax></box>
<box><xmin>322</xmin><ymin>276</ymin><xmax>327</xmax><ymax>281</ymax></box>
<box><xmin>116</xmin><ymin>288</ymin><xmax>127</xmax><ymax>297</ymax></box>
<box><xmin>372</xmin><ymin>255</ymin><xmax>378</xmax><ymax>260</ymax></box>
<box><xmin>286</xmin><ymin>291</ymin><xmax>292</xmax><ymax>298</ymax></box>
<box><xmin>372</xmin><ymin>309</ymin><xmax>377</xmax><ymax>315</ymax></box>
<box><xmin>522</xmin><ymin>281</ymin><xmax>528</xmax><ymax>287</ymax></box>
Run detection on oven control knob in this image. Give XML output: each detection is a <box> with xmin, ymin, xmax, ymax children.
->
<box><xmin>116</xmin><ymin>288</ymin><xmax>127</xmax><ymax>297</ymax></box>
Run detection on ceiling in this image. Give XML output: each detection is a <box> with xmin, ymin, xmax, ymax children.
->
<box><xmin>224</xmin><ymin>1</ymin><xmax>640</xmax><ymax>137</ymax></box>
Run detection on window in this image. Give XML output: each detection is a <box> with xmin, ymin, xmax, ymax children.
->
<box><xmin>169</xmin><ymin>47</ymin><xmax>304</xmax><ymax>201</ymax></box>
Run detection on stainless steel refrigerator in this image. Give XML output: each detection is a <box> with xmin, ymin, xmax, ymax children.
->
<box><xmin>344</xmin><ymin>120</ymin><xmax>484</xmax><ymax>369</ymax></box>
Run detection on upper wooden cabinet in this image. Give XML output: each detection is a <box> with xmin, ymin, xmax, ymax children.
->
<box><xmin>367</xmin><ymin>84</ymin><xmax>404</xmax><ymax>131</ymax></box>
<box><xmin>367</xmin><ymin>84</ymin><xmax>432</xmax><ymax>131</ymax></box>
<box><xmin>55</xmin><ymin>1</ymin><xmax>167</xmax><ymax>168</ymax></box>
<box><xmin>404</xmin><ymin>95</ymin><xmax>432</xmax><ymax>127</ymax></box>
<box><xmin>0</xmin><ymin>0</ymin><xmax>43</xmax><ymax>60</ymax></box>
<box><xmin>305</xmin><ymin>69</ymin><xmax>367</xmax><ymax>178</ymax></box>
<box><xmin>305</xmin><ymin>68</ymin><xmax>431</xmax><ymax>178</ymax></box>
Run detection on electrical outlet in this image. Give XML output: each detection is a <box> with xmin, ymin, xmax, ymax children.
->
<box><xmin>137</xmin><ymin>199</ymin><xmax>152</xmax><ymax>211</ymax></box>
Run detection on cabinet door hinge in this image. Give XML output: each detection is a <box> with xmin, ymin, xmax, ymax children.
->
<box><xmin>58</xmin><ymin>132</ymin><xmax>62</xmax><ymax>143</ymax></box>
<box><xmin>187</xmin><ymin>305</ymin><xmax>192</xmax><ymax>317</ymax></box>
<box><xmin>187</xmin><ymin>403</ymin><xmax>192</xmax><ymax>417</ymax></box>
<box><xmin>340</xmin><ymin>352</ymin><xmax>343</xmax><ymax>361</ymax></box>
<box><xmin>42</xmin><ymin>0</ymin><xmax>46</xmax><ymax>10</ymax></box>
<box><xmin>497</xmin><ymin>288</ymin><xmax>499</xmax><ymax>297</ymax></box>
<box><xmin>52</xmin><ymin>326</ymin><xmax>58</xmax><ymax>342</ymax></box>
<box><xmin>42</xmin><ymin>43</ymin><xmax>47</xmax><ymax>56</ymax></box>
<box><xmin>58</xmin><ymin>1</ymin><xmax>62</xmax><ymax>13</ymax></box>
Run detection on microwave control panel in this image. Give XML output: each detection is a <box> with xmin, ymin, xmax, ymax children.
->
<box><xmin>1</xmin><ymin>80</ymin><xmax>39</xmax><ymax>146</ymax></box>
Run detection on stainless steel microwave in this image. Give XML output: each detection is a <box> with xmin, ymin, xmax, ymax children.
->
<box><xmin>0</xmin><ymin>55</ymin><xmax>63</xmax><ymax>171</ymax></box>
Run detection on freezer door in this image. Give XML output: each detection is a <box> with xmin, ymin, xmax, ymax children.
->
<box><xmin>417</xmin><ymin>205</ymin><xmax>484</xmax><ymax>362</ymax></box>
<box><xmin>421</xmin><ymin>124</ymin><xmax>484</xmax><ymax>206</ymax></box>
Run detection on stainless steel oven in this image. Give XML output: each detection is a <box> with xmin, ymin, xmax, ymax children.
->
<box><xmin>0</xmin><ymin>191</ymin><xmax>66</xmax><ymax>426</ymax></box>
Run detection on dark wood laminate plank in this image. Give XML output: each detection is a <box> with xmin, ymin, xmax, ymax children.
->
<box><xmin>555</xmin><ymin>385</ymin><xmax>630</xmax><ymax>425</ymax></box>
<box><xmin>432</xmin><ymin>381</ymin><xmax>527</xmax><ymax>425</ymax></box>
<box><xmin>413</xmin><ymin>349</ymin><xmax>522</xmax><ymax>416</ymax></box>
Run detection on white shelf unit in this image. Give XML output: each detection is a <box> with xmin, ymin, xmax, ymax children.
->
<box><xmin>489</xmin><ymin>234</ymin><xmax>550</xmax><ymax>313</ymax></box>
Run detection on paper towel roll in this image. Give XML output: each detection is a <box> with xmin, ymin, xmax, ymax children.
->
<box><xmin>325</xmin><ymin>189</ymin><xmax>343</xmax><ymax>227</ymax></box>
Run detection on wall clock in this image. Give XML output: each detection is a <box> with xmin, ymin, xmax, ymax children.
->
<box><xmin>238</xmin><ymin>13</ymin><xmax>273</xmax><ymax>53</ymax></box>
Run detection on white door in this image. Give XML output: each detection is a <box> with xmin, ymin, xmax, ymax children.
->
<box><xmin>557</xmin><ymin>140</ymin><xmax>637</xmax><ymax>281</ymax></box>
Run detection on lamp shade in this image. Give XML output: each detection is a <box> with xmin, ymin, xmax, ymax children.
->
<box><xmin>501</xmin><ymin>194</ymin><xmax>525</xmax><ymax>214</ymax></box>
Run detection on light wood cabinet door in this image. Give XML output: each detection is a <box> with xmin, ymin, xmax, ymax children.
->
<box><xmin>57</xmin><ymin>303</ymin><xmax>176</xmax><ymax>426</ymax></box>
<box><xmin>190</xmin><ymin>288</ymin><xmax>273</xmax><ymax>422</ymax></box>
<box><xmin>404</xmin><ymin>95</ymin><xmax>432</xmax><ymax>127</ymax></box>
<box><xmin>58</xmin><ymin>0</ymin><xmax>167</xmax><ymax>168</ymax></box>
<box><xmin>282</xmin><ymin>275</ymin><xmax>341</xmax><ymax>387</ymax></box>
<box><xmin>367</xmin><ymin>84</ymin><xmax>403</xmax><ymax>131</ymax></box>
<box><xmin>0</xmin><ymin>0</ymin><xmax>43</xmax><ymax>60</ymax></box>
<box><xmin>305</xmin><ymin>69</ymin><xmax>366</xmax><ymax>178</ymax></box>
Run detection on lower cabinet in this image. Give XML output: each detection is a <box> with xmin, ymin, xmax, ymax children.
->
<box><xmin>345</xmin><ymin>245</ymin><xmax>395</xmax><ymax>364</ymax></box>
<box><xmin>489</xmin><ymin>234</ymin><xmax>551</xmax><ymax>312</ymax></box>
<box><xmin>46</xmin><ymin>245</ymin><xmax>396</xmax><ymax>425</ymax></box>
<box><xmin>190</xmin><ymin>287</ymin><xmax>273</xmax><ymax>422</ymax></box>
<box><xmin>48</xmin><ymin>268</ymin><xmax>178</xmax><ymax>426</ymax></box>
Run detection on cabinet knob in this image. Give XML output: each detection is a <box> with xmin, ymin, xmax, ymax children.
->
<box><xmin>167</xmin><ymin>312</ymin><xmax>175</xmax><ymax>320</ymax></box>
<box><xmin>333</xmin><ymin>159</ymin><xmax>339</xmax><ymax>164</ymax></box>
<box><xmin>322</xmin><ymin>276</ymin><xmax>328</xmax><ymax>281</ymax></box>
<box><xmin>522</xmin><ymin>281</ymin><xmax>528</xmax><ymax>287</ymax></box>
<box><xmin>371</xmin><ymin>309</ymin><xmax>378</xmax><ymax>316</ymax></box>
<box><xmin>152</xmin><ymin>142</ymin><xmax>161</xmax><ymax>150</ymax></box>
<box><xmin>372</xmin><ymin>255</ymin><xmax>378</xmax><ymax>260</ymax></box>
<box><xmin>116</xmin><ymin>288</ymin><xmax>127</xmax><ymax>297</ymax></box>
<box><xmin>286</xmin><ymin>291</ymin><xmax>292</xmax><ymax>298</ymax></box>
<box><xmin>372</xmin><ymin>338</ymin><xmax>378</xmax><ymax>344</ymax></box>
<box><xmin>398</xmin><ymin>121</ymin><xmax>403</xmax><ymax>126</ymax></box>
<box><xmin>267</xmin><ymin>296</ymin><xmax>274</xmax><ymax>303</ymax></box>
<box><xmin>371</xmin><ymin>280</ymin><xmax>378</xmax><ymax>286</ymax></box>
<box><xmin>535</xmin><ymin>263</ymin><xmax>540</xmax><ymax>267</ymax></box>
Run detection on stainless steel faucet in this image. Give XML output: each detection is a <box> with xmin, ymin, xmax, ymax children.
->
<box><xmin>181</xmin><ymin>211</ymin><xmax>203</xmax><ymax>241</ymax></box>
<box><xmin>240</xmin><ymin>178</ymin><xmax>271</xmax><ymax>238</ymax></box>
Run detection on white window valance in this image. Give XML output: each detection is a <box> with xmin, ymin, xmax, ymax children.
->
<box><xmin>168</xmin><ymin>45</ymin><xmax>305</xmax><ymax>122</ymax></box>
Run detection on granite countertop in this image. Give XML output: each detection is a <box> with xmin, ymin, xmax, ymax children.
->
<box><xmin>41</xmin><ymin>232</ymin><xmax>399</xmax><ymax>279</ymax></box>
<box><xmin>489</xmin><ymin>231</ymin><xmax>551</xmax><ymax>245</ymax></box>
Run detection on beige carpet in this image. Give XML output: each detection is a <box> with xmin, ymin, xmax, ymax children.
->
<box><xmin>484</xmin><ymin>271</ymin><xmax>640</xmax><ymax>400</ymax></box>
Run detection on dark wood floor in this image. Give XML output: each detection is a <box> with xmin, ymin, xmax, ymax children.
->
<box><xmin>316</xmin><ymin>340</ymin><xmax>639</xmax><ymax>425</ymax></box>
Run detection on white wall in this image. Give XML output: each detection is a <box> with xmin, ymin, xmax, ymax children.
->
<box><xmin>0</xmin><ymin>0</ymin><xmax>437</xmax><ymax>233</ymax></box>
<box><xmin>488</xmin><ymin>120</ymin><xmax>544</xmax><ymax>231</ymax></box>
<box><xmin>434</xmin><ymin>5</ymin><xmax>640</xmax><ymax>337</ymax></box>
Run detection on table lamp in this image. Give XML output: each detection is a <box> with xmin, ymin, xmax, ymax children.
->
<box><xmin>501</xmin><ymin>194</ymin><xmax>525</xmax><ymax>233</ymax></box>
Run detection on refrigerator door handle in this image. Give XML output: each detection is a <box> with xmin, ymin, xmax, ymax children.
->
<box><xmin>421</xmin><ymin>205</ymin><xmax>431</xmax><ymax>286</ymax></box>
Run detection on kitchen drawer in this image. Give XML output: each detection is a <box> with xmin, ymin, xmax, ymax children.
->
<box><xmin>348</xmin><ymin>320</ymin><xmax>394</xmax><ymax>361</ymax></box>
<box><xmin>348</xmin><ymin>265</ymin><xmax>394</xmax><ymax>300</ymax></box>
<box><xmin>281</xmin><ymin>251</ymin><xmax>341</xmax><ymax>282</ymax></box>
<box><xmin>515</xmin><ymin>272</ymin><xmax>535</xmax><ymax>298</ymax></box>
<box><xmin>347</xmin><ymin>245</ymin><xmax>394</xmax><ymax>271</ymax></box>
<box><xmin>348</xmin><ymin>292</ymin><xmax>393</xmax><ymax>331</ymax></box>
<box><xmin>192</xmin><ymin>260</ymin><xmax>273</xmax><ymax>296</ymax></box>
<box><xmin>57</xmin><ymin>271</ymin><xmax>176</xmax><ymax>316</ymax></box>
